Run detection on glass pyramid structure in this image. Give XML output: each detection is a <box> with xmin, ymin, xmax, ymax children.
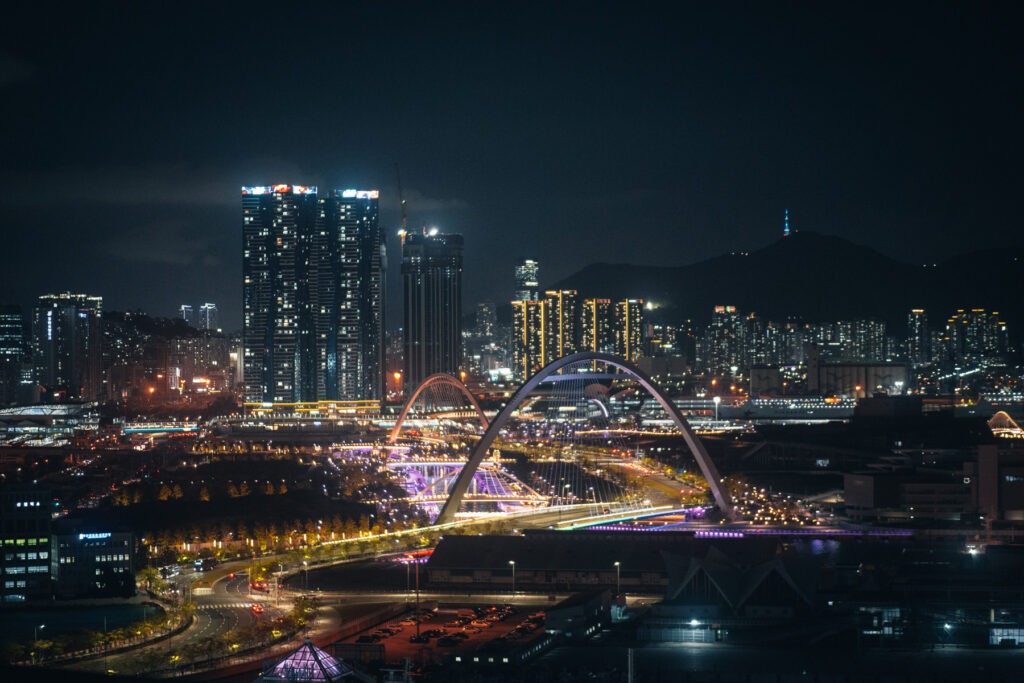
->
<box><xmin>259</xmin><ymin>638</ymin><xmax>353</xmax><ymax>681</ymax></box>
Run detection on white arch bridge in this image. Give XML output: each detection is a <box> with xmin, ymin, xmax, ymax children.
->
<box><xmin>389</xmin><ymin>351</ymin><xmax>734</xmax><ymax>524</ymax></box>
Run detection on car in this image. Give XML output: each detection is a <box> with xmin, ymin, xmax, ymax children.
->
<box><xmin>408</xmin><ymin>634</ymin><xmax>430</xmax><ymax>643</ymax></box>
<box><xmin>250</xmin><ymin>603</ymin><xmax>264</xmax><ymax>614</ymax></box>
<box><xmin>355</xmin><ymin>635</ymin><xmax>380</xmax><ymax>644</ymax></box>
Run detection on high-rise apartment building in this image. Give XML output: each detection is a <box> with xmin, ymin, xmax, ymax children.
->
<box><xmin>941</xmin><ymin>309</ymin><xmax>1009</xmax><ymax>367</ymax></box>
<box><xmin>179</xmin><ymin>304</ymin><xmax>194</xmax><ymax>327</ymax></box>
<box><xmin>580</xmin><ymin>298</ymin><xmax>613</xmax><ymax>355</ymax></box>
<box><xmin>401</xmin><ymin>230</ymin><xmax>463</xmax><ymax>390</ymax></box>
<box><xmin>614</xmin><ymin>298</ymin><xmax>644</xmax><ymax>362</ymax></box>
<box><xmin>510</xmin><ymin>290</ymin><xmax>580</xmax><ymax>382</ymax></box>
<box><xmin>319</xmin><ymin>189</ymin><xmax>385</xmax><ymax>401</ymax></box>
<box><xmin>907</xmin><ymin>309</ymin><xmax>929</xmax><ymax>367</ymax></box>
<box><xmin>699</xmin><ymin>305</ymin><xmax>744</xmax><ymax>376</ymax></box>
<box><xmin>198</xmin><ymin>303</ymin><xmax>220</xmax><ymax>332</ymax></box>
<box><xmin>514</xmin><ymin>259</ymin><xmax>539</xmax><ymax>302</ymax></box>
<box><xmin>511</xmin><ymin>299</ymin><xmax>546</xmax><ymax>382</ymax></box>
<box><xmin>476</xmin><ymin>302</ymin><xmax>497</xmax><ymax>339</ymax></box>
<box><xmin>242</xmin><ymin>184</ymin><xmax>384</xmax><ymax>404</ymax></box>
<box><xmin>0</xmin><ymin>305</ymin><xmax>25</xmax><ymax>404</ymax></box>
<box><xmin>33</xmin><ymin>293</ymin><xmax>103</xmax><ymax>401</ymax></box>
<box><xmin>544</xmin><ymin>290</ymin><xmax>578</xmax><ymax>361</ymax></box>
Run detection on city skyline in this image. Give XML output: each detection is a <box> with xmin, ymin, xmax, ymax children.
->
<box><xmin>2</xmin><ymin>3</ymin><xmax>1022</xmax><ymax>331</ymax></box>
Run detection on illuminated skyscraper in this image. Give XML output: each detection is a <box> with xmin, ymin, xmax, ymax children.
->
<box><xmin>0</xmin><ymin>305</ymin><xmax>26</xmax><ymax>404</ymax></box>
<box><xmin>580</xmin><ymin>298</ymin><xmax>613</xmax><ymax>355</ymax></box>
<box><xmin>614</xmin><ymin>298</ymin><xmax>644</xmax><ymax>362</ymax></box>
<box><xmin>511</xmin><ymin>299</ymin><xmax>545</xmax><ymax>382</ymax></box>
<box><xmin>32</xmin><ymin>292</ymin><xmax>103</xmax><ymax>401</ymax></box>
<box><xmin>319</xmin><ymin>190</ymin><xmax>385</xmax><ymax>401</ymax></box>
<box><xmin>543</xmin><ymin>289</ymin><xmax>578</xmax><ymax>361</ymax></box>
<box><xmin>401</xmin><ymin>230</ymin><xmax>463</xmax><ymax>389</ymax></box>
<box><xmin>242</xmin><ymin>185</ymin><xmax>384</xmax><ymax>404</ymax></box>
<box><xmin>476</xmin><ymin>302</ymin><xmax>496</xmax><ymax>339</ymax></box>
<box><xmin>198</xmin><ymin>303</ymin><xmax>220</xmax><ymax>332</ymax></box>
<box><xmin>179</xmin><ymin>304</ymin><xmax>194</xmax><ymax>326</ymax></box>
<box><xmin>514</xmin><ymin>259</ymin><xmax>539</xmax><ymax>302</ymax></box>
<box><xmin>906</xmin><ymin>309</ymin><xmax>929</xmax><ymax>367</ymax></box>
<box><xmin>699</xmin><ymin>305</ymin><xmax>743</xmax><ymax>375</ymax></box>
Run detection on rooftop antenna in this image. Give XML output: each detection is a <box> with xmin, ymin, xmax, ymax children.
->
<box><xmin>784</xmin><ymin>208</ymin><xmax>790</xmax><ymax>237</ymax></box>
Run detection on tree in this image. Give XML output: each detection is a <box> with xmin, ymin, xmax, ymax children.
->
<box><xmin>157</xmin><ymin>485</ymin><xmax>173</xmax><ymax>502</ymax></box>
<box><xmin>198</xmin><ymin>486</ymin><xmax>210</xmax><ymax>502</ymax></box>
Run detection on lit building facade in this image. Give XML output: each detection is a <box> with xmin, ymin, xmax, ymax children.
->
<box><xmin>242</xmin><ymin>185</ymin><xmax>384</xmax><ymax>404</ymax></box>
<box><xmin>512</xmin><ymin>299</ymin><xmax>545</xmax><ymax>382</ymax></box>
<box><xmin>0</xmin><ymin>486</ymin><xmax>53</xmax><ymax>603</ymax></box>
<box><xmin>580</xmin><ymin>298</ymin><xmax>613</xmax><ymax>356</ymax></box>
<box><xmin>906</xmin><ymin>309</ymin><xmax>929</xmax><ymax>367</ymax></box>
<box><xmin>401</xmin><ymin>230</ymin><xmax>463</xmax><ymax>390</ymax></box>
<box><xmin>614</xmin><ymin>298</ymin><xmax>644</xmax><ymax>362</ymax></box>
<box><xmin>32</xmin><ymin>292</ymin><xmax>103</xmax><ymax>401</ymax></box>
<box><xmin>198</xmin><ymin>303</ymin><xmax>219</xmax><ymax>332</ymax></box>
<box><xmin>54</xmin><ymin>529</ymin><xmax>135</xmax><ymax>599</ymax></box>
<box><xmin>544</xmin><ymin>290</ymin><xmax>578</xmax><ymax>361</ymax></box>
<box><xmin>319</xmin><ymin>189</ymin><xmax>385</xmax><ymax>401</ymax></box>
<box><xmin>514</xmin><ymin>258</ymin><xmax>539</xmax><ymax>302</ymax></box>
<box><xmin>0</xmin><ymin>305</ymin><xmax>26</xmax><ymax>405</ymax></box>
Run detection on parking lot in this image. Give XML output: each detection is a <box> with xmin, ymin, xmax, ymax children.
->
<box><xmin>340</xmin><ymin>602</ymin><xmax>547</xmax><ymax>663</ymax></box>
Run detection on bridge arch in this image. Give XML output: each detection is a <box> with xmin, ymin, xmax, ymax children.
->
<box><xmin>389</xmin><ymin>373</ymin><xmax>489</xmax><ymax>444</ymax></box>
<box><xmin>434</xmin><ymin>351</ymin><xmax>734</xmax><ymax>525</ymax></box>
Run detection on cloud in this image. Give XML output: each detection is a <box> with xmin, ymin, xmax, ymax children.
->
<box><xmin>100</xmin><ymin>219</ymin><xmax>222</xmax><ymax>267</ymax></box>
<box><xmin>403</xmin><ymin>187</ymin><xmax>469</xmax><ymax>213</ymax></box>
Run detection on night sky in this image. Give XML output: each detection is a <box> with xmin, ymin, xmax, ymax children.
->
<box><xmin>1</xmin><ymin>2</ymin><xmax>1021</xmax><ymax>332</ymax></box>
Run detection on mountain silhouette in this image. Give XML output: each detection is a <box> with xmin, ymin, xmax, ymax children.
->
<box><xmin>543</xmin><ymin>231</ymin><xmax>1024</xmax><ymax>333</ymax></box>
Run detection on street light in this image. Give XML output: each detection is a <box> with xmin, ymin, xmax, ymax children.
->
<box><xmin>302</xmin><ymin>560</ymin><xmax>308</xmax><ymax>593</ymax></box>
<box><xmin>33</xmin><ymin>624</ymin><xmax>45</xmax><ymax>663</ymax></box>
<box><xmin>509</xmin><ymin>560</ymin><xmax>516</xmax><ymax>598</ymax></box>
<box><xmin>713</xmin><ymin>396</ymin><xmax>721</xmax><ymax>423</ymax></box>
<box><xmin>614</xmin><ymin>561</ymin><xmax>621</xmax><ymax>595</ymax></box>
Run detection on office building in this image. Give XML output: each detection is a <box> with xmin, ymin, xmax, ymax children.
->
<box><xmin>32</xmin><ymin>293</ymin><xmax>103</xmax><ymax>401</ymax></box>
<box><xmin>242</xmin><ymin>185</ymin><xmax>385</xmax><ymax>404</ymax></box>
<box><xmin>54</xmin><ymin>528</ymin><xmax>135</xmax><ymax>598</ymax></box>
<box><xmin>514</xmin><ymin>258</ymin><xmax>539</xmax><ymax>302</ymax></box>
<box><xmin>401</xmin><ymin>229</ymin><xmax>463</xmax><ymax>390</ymax></box>
<box><xmin>0</xmin><ymin>485</ymin><xmax>53</xmax><ymax>603</ymax></box>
